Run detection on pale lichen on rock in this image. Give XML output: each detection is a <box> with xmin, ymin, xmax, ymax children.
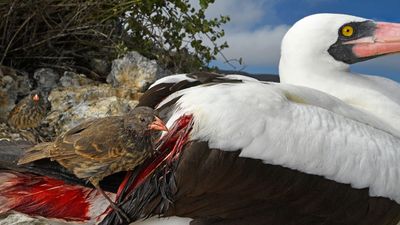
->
<box><xmin>107</xmin><ymin>51</ymin><xmax>170</xmax><ymax>92</ymax></box>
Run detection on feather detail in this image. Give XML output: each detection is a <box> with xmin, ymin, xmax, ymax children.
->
<box><xmin>17</xmin><ymin>142</ymin><xmax>52</xmax><ymax>165</ymax></box>
<box><xmin>101</xmin><ymin>115</ymin><xmax>194</xmax><ymax>224</ymax></box>
<box><xmin>0</xmin><ymin>171</ymin><xmax>112</xmax><ymax>223</ymax></box>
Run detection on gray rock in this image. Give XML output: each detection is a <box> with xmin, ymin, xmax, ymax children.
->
<box><xmin>0</xmin><ymin>66</ymin><xmax>32</xmax><ymax>97</ymax></box>
<box><xmin>13</xmin><ymin>72</ymin><xmax>32</xmax><ymax>97</ymax></box>
<box><xmin>107</xmin><ymin>51</ymin><xmax>170</xmax><ymax>92</ymax></box>
<box><xmin>0</xmin><ymin>75</ymin><xmax>17</xmax><ymax>122</ymax></box>
<box><xmin>60</xmin><ymin>96</ymin><xmax>136</xmax><ymax>132</ymax></box>
<box><xmin>45</xmin><ymin>84</ymin><xmax>138</xmax><ymax>135</ymax></box>
<box><xmin>33</xmin><ymin>68</ymin><xmax>60</xmax><ymax>92</ymax></box>
<box><xmin>59</xmin><ymin>72</ymin><xmax>94</xmax><ymax>88</ymax></box>
<box><xmin>90</xmin><ymin>57</ymin><xmax>111</xmax><ymax>76</ymax></box>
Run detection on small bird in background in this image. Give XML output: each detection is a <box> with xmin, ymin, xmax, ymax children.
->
<box><xmin>8</xmin><ymin>90</ymin><xmax>49</xmax><ymax>129</ymax></box>
<box><xmin>18</xmin><ymin>106</ymin><xmax>168</xmax><ymax>223</ymax></box>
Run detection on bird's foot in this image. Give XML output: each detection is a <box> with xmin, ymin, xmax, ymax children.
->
<box><xmin>95</xmin><ymin>184</ymin><xmax>131</xmax><ymax>224</ymax></box>
<box><xmin>108</xmin><ymin>201</ymin><xmax>131</xmax><ymax>224</ymax></box>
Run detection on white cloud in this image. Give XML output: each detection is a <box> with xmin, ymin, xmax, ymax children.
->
<box><xmin>205</xmin><ymin>0</ymin><xmax>278</xmax><ymax>30</ymax></box>
<box><xmin>189</xmin><ymin>0</ymin><xmax>285</xmax><ymax>67</ymax></box>
<box><xmin>189</xmin><ymin>0</ymin><xmax>279</xmax><ymax>29</ymax></box>
<box><xmin>216</xmin><ymin>25</ymin><xmax>289</xmax><ymax>66</ymax></box>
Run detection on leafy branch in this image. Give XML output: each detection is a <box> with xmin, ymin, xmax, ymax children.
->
<box><xmin>0</xmin><ymin>0</ymin><xmax>230</xmax><ymax>76</ymax></box>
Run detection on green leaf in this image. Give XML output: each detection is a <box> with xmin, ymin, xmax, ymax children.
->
<box><xmin>199</xmin><ymin>0</ymin><xmax>208</xmax><ymax>9</ymax></box>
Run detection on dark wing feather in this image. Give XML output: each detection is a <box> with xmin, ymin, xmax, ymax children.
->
<box><xmin>0</xmin><ymin>140</ymin><xmax>32</xmax><ymax>165</ymax></box>
<box><xmin>138</xmin><ymin>80</ymin><xmax>200</xmax><ymax>108</ymax></box>
<box><xmin>139</xmin><ymin>71</ymin><xmax>280</xmax><ymax>110</ymax></box>
<box><xmin>138</xmin><ymin>72</ymin><xmax>245</xmax><ymax>109</ymax></box>
<box><xmin>186</xmin><ymin>71</ymin><xmax>242</xmax><ymax>83</ymax></box>
<box><xmin>101</xmin><ymin>142</ymin><xmax>400</xmax><ymax>225</ymax></box>
<box><xmin>167</xmin><ymin>143</ymin><xmax>400</xmax><ymax>225</ymax></box>
<box><xmin>62</xmin><ymin>118</ymin><xmax>100</xmax><ymax>137</ymax></box>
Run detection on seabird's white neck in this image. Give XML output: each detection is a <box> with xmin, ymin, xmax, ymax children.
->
<box><xmin>279</xmin><ymin>44</ymin><xmax>354</xmax><ymax>96</ymax></box>
<box><xmin>279</xmin><ymin>37</ymin><xmax>359</xmax><ymax>105</ymax></box>
<box><xmin>280</xmin><ymin>48</ymin><xmax>350</xmax><ymax>82</ymax></box>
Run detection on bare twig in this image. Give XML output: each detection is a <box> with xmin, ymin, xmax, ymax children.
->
<box><xmin>1</xmin><ymin>13</ymin><xmax>35</xmax><ymax>64</ymax></box>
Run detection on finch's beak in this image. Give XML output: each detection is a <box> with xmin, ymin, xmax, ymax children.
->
<box><xmin>32</xmin><ymin>94</ymin><xmax>40</xmax><ymax>102</ymax></box>
<box><xmin>148</xmin><ymin>116</ymin><xmax>168</xmax><ymax>131</ymax></box>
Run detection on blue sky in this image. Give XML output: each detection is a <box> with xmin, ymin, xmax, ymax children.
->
<box><xmin>201</xmin><ymin>0</ymin><xmax>400</xmax><ymax>81</ymax></box>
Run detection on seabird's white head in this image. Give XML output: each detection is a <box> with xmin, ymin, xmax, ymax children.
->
<box><xmin>279</xmin><ymin>13</ymin><xmax>400</xmax><ymax>136</ymax></box>
<box><xmin>280</xmin><ymin>13</ymin><xmax>400</xmax><ymax>80</ymax></box>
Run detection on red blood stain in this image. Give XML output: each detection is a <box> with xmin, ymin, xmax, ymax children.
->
<box><xmin>1</xmin><ymin>172</ymin><xmax>92</xmax><ymax>221</ymax></box>
<box><xmin>116</xmin><ymin>114</ymin><xmax>194</xmax><ymax>201</ymax></box>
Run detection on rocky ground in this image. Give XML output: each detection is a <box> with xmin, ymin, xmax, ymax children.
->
<box><xmin>0</xmin><ymin>51</ymin><xmax>170</xmax><ymax>143</ymax></box>
<box><xmin>0</xmin><ymin>51</ymin><xmax>171</xmax><ymax>224</ymax></box>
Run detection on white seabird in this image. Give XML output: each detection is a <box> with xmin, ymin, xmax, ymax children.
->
<box><xmin>280</xmin><ymin>13</ymin><xmax>400</xmax><ymax>135</ymax></box>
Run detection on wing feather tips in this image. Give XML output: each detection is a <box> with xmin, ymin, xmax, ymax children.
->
<box><xmin>0</xmin><ymin>171</ymin><xmax>19</xmax><ymax>214</ymax></box>
<box><xmin>0</xmin><ymin>171</ymin><xmax>109</xmax><ymax>222</ymax></box>
<box><xmin>18</xmin><ymin>142</ymin><xmax>52</xmax><ymax>165</ymax></box>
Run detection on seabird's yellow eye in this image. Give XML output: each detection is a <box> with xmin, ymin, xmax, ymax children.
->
<box><xmin>341</xmin><ymin>25</ymin><xmax>354</xmax><ymax>37</ymax></box>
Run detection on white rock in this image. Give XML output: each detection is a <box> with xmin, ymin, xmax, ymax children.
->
<box><xmin>107</xmin><ymin>51</ymin><xmax>170</xmax><ymax>92</ymax></box>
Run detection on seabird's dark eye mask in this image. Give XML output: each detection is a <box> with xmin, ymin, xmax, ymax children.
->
<box><xmin>328</xmin><ymin>20</ymin><xmax>376</xmax><ymax>64</ymax></box>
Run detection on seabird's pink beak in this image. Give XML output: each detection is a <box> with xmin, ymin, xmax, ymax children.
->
<box><xmin>148</xmin><ymin>116</ymin><xmax>168</xmax><ymax>132</ymax></box>
<box><xmin>346</xmin><ymin>22</ymin><xmax>400</xmax><ymax>58</ymax></box>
